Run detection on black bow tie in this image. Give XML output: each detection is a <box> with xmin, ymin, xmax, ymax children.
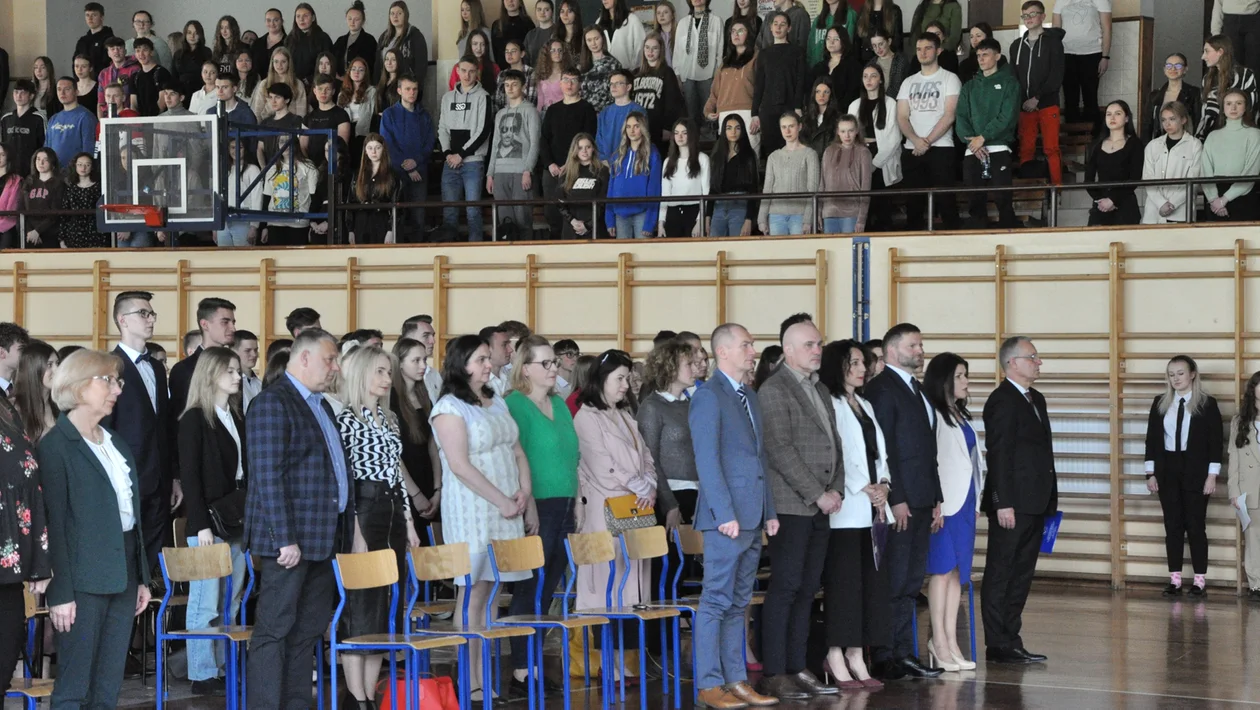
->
<box><xmin>136</xmin><ymin>351</ymin><xmax>152</xmax><ymax>364</ymax></box>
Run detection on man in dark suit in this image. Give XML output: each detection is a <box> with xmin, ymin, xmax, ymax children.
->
<box><xmin>982</xmin><ymin>336</ymin><xmax>1056</xmax><ymax>664</ymax></box>
<box><xmin>169</xmin><ymin>297</ymin><xmax>237</xmax><ymax>424</ymax></box>
<box><xmin>108</xmin><ymin>291</ymin><xmax>176</xmax><ymax>577</ymax></box>
<box><xmin>864</xmin><ymin>322</ymin><xmax>944</xmax><ymax>679</ymax></box>
<box><xmin>756</xmin><ymin>314</ymin><xmax>843</xmax><ymax>699</ymax></box>
<box><xmin>245</xmin><ymin>328</ymin><xmax>352</xmax><ymax>709</ymax></box>
<box><xmin>689</xmin><ymin>323</ymin><xmax>780</xmax><ymax>710</ymax></box>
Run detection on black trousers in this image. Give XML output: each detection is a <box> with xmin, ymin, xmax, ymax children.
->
<box><xmin>52</xmin><ymin>529</ymin><xmax>142</xmax><ymax>710</ymax></box>
<box><xmin>1156</xmin><ymin>453</ymin><xmax>1210</xmax><ymax>575</ymax></box>
<box><xmin>1087</xmin><ymin>193</ymin><xmax>1141</xmax><ymax>226</ymax></box>
<box><xmin>663</xmin><ymin>204</ymin><xmax>701</xmax><ymax>237</ymax></box>
<box><xmin>981</xmin><ymin>512</ymin><xmax>1044</xmax><ymax>650</ymax></box>
<box><xmin>866</xmin><ymin>164</ymin><xmax>894</xmax><ymax>232</ymax></box>
<box><xmin>1063</xmin><ymin>53</ymin><xmax>1102</xmax><ymax>127</ymax></box>
<box><xmin>902</xmin><ymin>147</ymin><xmax>959</xmax><ymax>231</ymax></box>
<box><xmin>823</xmin><ymin>528</ymin><xmax>891</xmax><ymax>649</ymax></box>
<box><xmin>247</xmin><ymin>556</ymin><xmax>336</xmax><ymax>709</ymax></box>
<box><xmin>1225</xmin><ymin>12</ymin><xmax>1260</xmax><ymax>74</ymax></box>
<box><xmin>509</xmin><ymin>497</ymin><xmax>576</xmax><ymax>669</ymax></box>
<box><xmin>0</xmin><ymin>583</ymin><xmax>25</xmax><ymax>694</ymax></box>
<box><xmin>265</xmin><ymin>225</ymin><xmax>310</xmax><ymax>246</ymax></box>
<box><xmin>762</xmin><ymin>512</ymin><xmax>829</xmax><ymax>676</ymax></box>
<box><xmin>140</xmin><ymin>484</ymin><xmax>171</xmax><ymax>578</ymax></box>
<box><xmin>542</xmin><ymin>170</ymin><xmax>565</xmax><ymax>240</ymax></box>
<box><xmin>962</xmin><ymin>152</ymin><xmax>1017</xmax><ymax>229</ymax></box>
<box><xmin>876</xmin><ymin>506</ymin><xmax>931</xmax><ymax>661</ymax></box>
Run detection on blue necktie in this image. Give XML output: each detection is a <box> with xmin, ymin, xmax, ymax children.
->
<box><xmin>735</xmin><ymin>386</ymin><xmax>754</xmax><ymax>429</ymax></box>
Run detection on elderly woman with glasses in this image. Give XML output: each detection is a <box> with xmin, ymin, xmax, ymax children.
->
<box><xmin>39</xmin><ymin>349</ymin><xmax>151</xmax><ymax>709</ymax></box>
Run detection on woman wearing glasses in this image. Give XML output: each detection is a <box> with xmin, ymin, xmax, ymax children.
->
<box><xmin>1145</xmin><ymin>54</ymin><xmax>1199</xmax><ymax>140</ymax></box>
<box><xmin>39</xmin><ymin>350</ymin><xmax>151</xmax><ymax>709</ymax></box>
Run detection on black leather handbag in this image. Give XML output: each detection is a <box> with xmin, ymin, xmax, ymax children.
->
<box><xmin>208</xmin><ymin>489</ymin><xmax>247</xmax><ymax>540</ymax></box>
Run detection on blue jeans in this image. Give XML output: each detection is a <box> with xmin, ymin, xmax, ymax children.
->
<box><xmin>614</xmin><ymin>211</ymin><xmax>649</xmax><ymax>239</ymax></box>
<box><xmin>822</xmin><ymin>216</ymin><xmax>858</xmax><ymax>234</ymax></box>
<box><xmin>441</xmin><ymin>160</ymin><xmax>485</xmax><ymax>241</ymax></box>
<box><xmin>508</xmin><ymin>497</ymin><xmax>576</xmax><ymax>670</ymax></box>
<box><xmin>185</xmin><ymin>537</ymin><xmax>247</xmax><ymax>681</ymax></box>
<box><xmin>768</xmin><ymin>214</ymin><xmax>804</xmax><ymax>236</ymax></box>
<box><xmin>216</xmin><ymin>223</ymin><xmax>252</xmax><ymax>247</ymax></box>
<box><xmin>709</xmin><ymin>199</ymin><xmax>748</xmax><ymax>237</ymax></box>
<box><xmin>120</xmin><ymin>231</ymin><xmax>157</xmax><ymax>248</ymax></box>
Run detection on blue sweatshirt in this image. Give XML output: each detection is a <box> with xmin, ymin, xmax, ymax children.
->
<box><xmin>44</xmin><ymin>106</ymin><xmax>97</xmax><ymax>165</ymax></box>
<box><xmin>381</xmin><ymin>101</ymin><xmax>436</xmax><ymax>177</ymax></box>
<box><xmin>208</xmin><ymin>100</ymin><xmax>259</xmax><ymax>152</ymax></box>
<box><xmin>595</xmin><ymin>101</ymin><xmax>645</xmax><ymax>165</ymax></box>
<box><xmin>605</xmin><ymin>145</ymin><xmax>662</xmax><ymax>228</ymax></box>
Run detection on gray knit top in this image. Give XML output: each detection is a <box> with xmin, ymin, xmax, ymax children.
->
<box><xmin>635</xmin><ymin>392</ymin><xmax>698</xmax><ymax>514</ymax></box>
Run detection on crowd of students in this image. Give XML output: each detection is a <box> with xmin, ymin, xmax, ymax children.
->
<box><xmin>1</xmin><ymin>0</ymin><xmax>1259</xmax><ymax>245</ymax></box>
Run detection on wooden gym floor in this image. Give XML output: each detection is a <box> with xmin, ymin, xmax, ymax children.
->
<box><xmin>10</xmin><ymin>584</ymin><xmax>1258</xmax><ymax>709</ymax></box>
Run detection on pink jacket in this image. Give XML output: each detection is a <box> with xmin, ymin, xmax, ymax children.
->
<box><xmin>0</xmin><ymin>174</ymin><xmax>21</xmax><ymax>234</ymax></box>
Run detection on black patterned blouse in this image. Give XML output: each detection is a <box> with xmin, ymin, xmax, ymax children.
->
<box><xmin>60</xmin><ymin>183</ymin><xmax>110</xmax><ymax>249</ymax></box>
<box><xmin>336</xmin><ymin>406</ymin><xmax>405</xmax><ymax>489</ymax></box>
<box><xmin>0</xmin><ymin>399</ymin><xmax>50</xmax><ymax>583</ymax></box>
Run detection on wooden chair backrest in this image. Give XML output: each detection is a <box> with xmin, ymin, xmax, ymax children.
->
<box><xmin>567</xmin><ymin>531</ymin><xmax>616</xmax><ymax>566</ymax></box>
<box><xmin>161</xmin><ymin>543</ymin><xmax>233</xmax><ymax>583</ymax></box>
<box><xmin>622</xmin><ymin>525</ymin><xmax>668</xmax><ymax>561</ymax></box>
<box><xmin>675</xmin><ymin>525</ymin><xmax>704</xmax><ymax>556</ymax></box>
<box><xmin>173</xmin><ymin>517</ymin><xmax>187</xmax><ymax>548</ymax></box>
<box><xmin>490</xmin><ymin>535</ymin><xmax>544</xmax><ymax>574</ymax></box>
<box><xmin>336</xmin><ymin>549</ymin><xmax>400</xmax><ymax>590</ymax></box>
<box><xmin>410</xmin><ymin>542</ymin><xmax>471</xmax><ymax>581</ymax></box>
<box><xmin>23</xmin><ymin>588</ymin><xmax>38</xmax><ymax>619</ymax></box>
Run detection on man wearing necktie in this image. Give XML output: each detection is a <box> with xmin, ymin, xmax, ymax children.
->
<box><xmin>245</xmin><ymin>329</ymin><xmax>354</xmax><ymax>709</ymax></box>
<box><xmin>981</xmin><ymin>336</ymin><xmax>1058</xmax><ymax>665</ymax></box>
<box><xmin>109</xmin><ymin>291</ymin><xmax>176</xmax><ymax>579</ymax></box>
<box><xmin>864</xmin><ymin>323</ymin><xmax>945</xmax><ymax>680</ymax></box>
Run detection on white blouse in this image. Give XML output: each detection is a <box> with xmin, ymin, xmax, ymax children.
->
<box><xmin>86</xmin><ymin>428</ymin><xmax>136</xmax><ymax>531</ymax></box>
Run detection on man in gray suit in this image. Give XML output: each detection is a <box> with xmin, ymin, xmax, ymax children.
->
<box><xmin>756</xmin><ymin>313</ymin><xmax>844</xmax><ymax>700</ymax></box>
<box><xmin>690</xmin><ymin>323</ymin><xmax>780</xmax><ymax>709</ymax></box>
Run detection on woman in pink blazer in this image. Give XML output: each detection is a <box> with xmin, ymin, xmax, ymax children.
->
<box><xmin>573</xmin><ymin>349</ymin><xmax>658</xmax><ymax>681</ymax></box>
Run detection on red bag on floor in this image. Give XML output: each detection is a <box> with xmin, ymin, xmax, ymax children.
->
<box><xmin>375</xmin><ymin>675</ymin><xmax>459</xmax><ymax>710</ymax></box>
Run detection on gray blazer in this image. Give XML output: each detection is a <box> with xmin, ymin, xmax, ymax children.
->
<box><xmin>758</xmin><ymin>366</ymin><xmax>844</xmax><ymax>517</ymax></box>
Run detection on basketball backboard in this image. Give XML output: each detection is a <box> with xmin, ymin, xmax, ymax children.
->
<box><xmin>96</xmin><ymin>114</ymin><xmax>222</xmax><ymax>232</ymax></box>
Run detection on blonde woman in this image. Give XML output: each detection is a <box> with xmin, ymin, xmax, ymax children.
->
<box><xmin>251</xmin><ymin>47</ymin><xmax>309</xmax><ymax>120</ymax></box>
<box><xmin>179</xmin><ymin>346</ymin><xmax>248</xmax><ymax>696</ymax></box>
<box><xmin>336</xmin><ymin>345</ymin><xmax>421</xmax><ymax>709</ymax></box>
<box><xmin>605</xmin><ymin>112</ymin><xmax>662</xmax><ymax>238</ymax></box>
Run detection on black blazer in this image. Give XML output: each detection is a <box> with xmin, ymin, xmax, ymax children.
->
<box><xmin>108</xmin><ymin>345</ymin><xmax>173</xmax><ymax>497</ymax></box>
<box><xmin>39</xmin><ymin>415</ymin><xmax>151</xmax><ymax>607</ymax></box>
<box><xmin>1143</xmin><ymin>394</ymin><xmax>1223</xmax><ymax>491</ymax></box>
<box><xmin>864</xmin><ymin>368</ymin><xmax>942</xmax><ymax>509</ymax></box>
<box><xmin>168</xmin><ymin>346</ymin><xmax>202</xmax><ymax>431</ymax></box>
<box><xmin>981</xmin><ymin>379</ymin><xmax>1057</xmax><ymax>516</ymax></box>
<box><xmin>180</xmin><ymin>406</ymin><xmax>248</xmax><ymax>536</ymax></box>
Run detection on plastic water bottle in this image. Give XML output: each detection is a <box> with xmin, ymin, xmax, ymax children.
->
<box><xmin>982</xmin><ymin>156</ymin><xmax>992</xmax><ymax>180</ymax></box>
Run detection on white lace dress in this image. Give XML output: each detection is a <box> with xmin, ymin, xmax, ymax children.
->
<box><xmin>431</xmin><ymin>393</ymin><xmax>529</xmax><ymax>584</ymax></box>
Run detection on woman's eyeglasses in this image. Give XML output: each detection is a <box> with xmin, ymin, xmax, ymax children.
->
<box><xmin>1165</xmin><ymin>62</ymin><xmax>1186</xmax><ymax>70</ymax></box>
<box><xmin>92</xmin><ymin>375</ymin><xmax>125</xmax><ymax>389</ymax></box>
<box><xmin>531</xmin><ymin>359</ymin><xmax>560</xmax><ymax>369</ymax></box>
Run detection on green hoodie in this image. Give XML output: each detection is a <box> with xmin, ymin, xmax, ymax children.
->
<box><xmin>955</xmin><ymin>62</ymin><xmax>1019</xmax><ymax>149</ymax></box>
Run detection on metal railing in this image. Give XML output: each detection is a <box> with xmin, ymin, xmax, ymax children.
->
<box><xmin>1</xmin><ymin>174</ymin><xmax>1253</xmax><ymax>249</ymax></box>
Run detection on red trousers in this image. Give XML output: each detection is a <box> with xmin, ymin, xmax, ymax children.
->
<box><xmin>1018</xmin><ymin>105</ymin><xmax>1062</xmax><ymax>186</ymax></box>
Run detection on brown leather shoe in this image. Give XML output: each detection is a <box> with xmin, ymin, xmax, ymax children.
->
<box><xmin>697</xmin><ymin>687</ymin><xmax>749</xmax><ymax>709</ymax></box>
<box><xmin>728</xmin><ymin>681</ymin><xmax>780</xmax><ymax>706</ymax></box>
<box><xmin>794</xmin><ymin>669</ymin><xmax>839</xmax><ymax>695</ymax></box>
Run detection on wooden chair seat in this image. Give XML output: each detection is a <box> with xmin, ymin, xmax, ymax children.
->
<box><xmin>7</xmin><ymin>678</ymin><xmax>54</xmax><ymax>698</ymax></box>
<box><xmin>408</xmin><ymin>601</ymin><xmax>457</xmax><ymax>620</ymax></box>
<box><xmin>496</xmin><ymin>614</ymin><xmax>610</xmax><ymax>629</ymax></box>
<box><xmin>678</xmin><ymin>592</ymin><xmax>764</xmax><ymax>606</ymax></box>
<box><xmin>419</xmin><ymin>621</ymin><xmax>536</xmax><ymax>639</ymax></box>
<box><xmin>574</xmin><ymin>606</ymin><xmax>681</xmax><ymax>621</ymax></box>
<box><xmin>340</xmin><ymin>634</ymin><xmax>467</xmax><ymax>651</ymax></box>
<box><xmin>646</xmin><ymin>599</ymin><xmax>699</xmax><ymax>611</ymax></box>
<box><xmin>168</xmin><ymin>625</ymin><xmax>254</xmax><ymax>642</ymax></box>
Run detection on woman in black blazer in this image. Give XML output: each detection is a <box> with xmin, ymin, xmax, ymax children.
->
<box><xmin>40</xmin><ymin>349</ymin><xmax>151</xmax><ymax>709</ymax></box>
<box><xmin>1143</xmin><ymin>355</ymin><xmax>1223</xmax><ymax>597</ymax></box>
<box><xmin>179</xmin><ymin>346</ymin><xmax>249</xmax><ymax>696</ymax></box>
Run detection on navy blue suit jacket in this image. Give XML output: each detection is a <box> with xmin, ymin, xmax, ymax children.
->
<box><xmin>689</xmin><ymin>371</ymin><xmax>776</xmax><ymax>532</ymax></box>
<box><xmin>864</xmin><ymin>367</ymin><xmax>943</xmax><ymax>509</ymax></box>
<box><xmin>108</xmin><ymin>345</ymin><xmax>172</xmax><ymax>497</ymax></box>
<box><xmin>244</xmin><ymin>374</ymin><xmax>353</xmax><ymax>561</ymax></box>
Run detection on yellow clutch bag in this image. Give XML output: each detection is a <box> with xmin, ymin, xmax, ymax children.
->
<box><xmin>603</xmin><ymin>494</ymin><xmax>656</xmax><ymax>534</ymax></box>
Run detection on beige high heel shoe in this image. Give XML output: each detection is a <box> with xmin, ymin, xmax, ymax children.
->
<box><xmin>951</xmin><ymin>650</ymin><xmax>977</xmax><ymax>671</ymax></box>
<box><xmin>927</xmin><ymin>638</ymin><xmax>961</xmax><ymax>672</ymax></box>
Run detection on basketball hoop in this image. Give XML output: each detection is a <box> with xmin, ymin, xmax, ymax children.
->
<box><xmin>101</xmin><ymin>204</ymin><xmax>168</xmax><ymax>228</ymax></box>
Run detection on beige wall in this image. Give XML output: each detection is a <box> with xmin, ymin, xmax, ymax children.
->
<box><xmin>3</xmin><ymin>0</ymin><xmax>45</xmax><ymax>79</ymax></box>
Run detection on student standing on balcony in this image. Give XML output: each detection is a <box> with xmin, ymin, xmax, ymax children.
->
<box><xmin>1084</xmin><ymin>100</ymin><xmax>1143</xmax><ymax>226</ymax></box>
<box><xmin>1145</xmin><ymin>54</ymin><xmax>1199</xmax><ymax>140</ymax></box>
<box><xmin>1197</xmin><ymin>35</ymin><xmax>1259</xmax><ymax>140</ymax></box>
<box><xmin>1212</xmin><ymin>0</ymin><xmax>1260</xmax><ymax>72</ymax></box>
<box><xmin>753</xmin><ymin>12</ymin><xmax>808</xmax><ymax>157</ymax></box>
<box><xmin>1053</xmin><ymin>0</ymin><xmax>1111</xmax><ymax>130</ymax></box>
<box><xmin>897</xmin><ymin>32</ymin><xmax>960</xmax><ymax>231</ymax></box>
<box><xmin>956</xmin><ymin>38</ymin><xmax>1020</xmax><ymax>229</ymax></box>
<box><xmin>1010</xmin><ymin>1</ymin><xmax>1064</xmax><ymax>186</ymax></box>
<box><xmin>1201</xmin><ymin>89</ymin><xmax>1260</xmax><ymax>221</ymax></box>
<box><xmin>1141</xmin><ymin>101</ymin><xmax>1202</xmax><ymax>225</ymax></box>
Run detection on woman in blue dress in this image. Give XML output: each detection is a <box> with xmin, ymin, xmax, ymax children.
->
<box><xmin>924</xmin><ymin>352</ymin><xmax>983</xmax><ymax>672</ymax></box>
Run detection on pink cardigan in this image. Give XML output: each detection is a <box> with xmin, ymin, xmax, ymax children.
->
<box><xmin>818</xmin><ymin>143</ymin><xmax>873</xmax><ymax>231</ymax></box>
<box><xmin>0</xmin><ymin>174</ymin><xmax>21</xmax><ymax>234</ymax></box>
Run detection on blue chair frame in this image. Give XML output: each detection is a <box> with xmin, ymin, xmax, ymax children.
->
<box><xmin>156</xmin><ymin>544</ymin><xmax>250</xmax><ymax>710</ymax></box>
<box><xmin>487</xmin><ymin>536</ymin><xmax>613</xmax><ymax>710</ymax></box>
<box><xmin>329</xmin><ymin>549</ymin><xmax>468</xmax><ymax>710</ymax></box>
<box><xmin>618</xmin><ymin>528</ymin><xmax>684</xmax><ymax>709</ymax></box>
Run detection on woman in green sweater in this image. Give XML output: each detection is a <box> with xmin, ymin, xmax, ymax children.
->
<box><xmin>909</xmin><ymin>0</ymin><xmax>961</xmax><ymax>55</ymax></box>
<box><xmin>503</xmin><ymin>334</ymin><xmax>580</xmax><ymax>695</ymax></box>
<box><xmin>1202</xmin><ymin>88</ymin><xmax>1260</xmax><ymax>221</ymax></box>
<box><xmin>808</xmin><ymin>0</ymin><xmax>858</xmax><ymax>66</ymax></box>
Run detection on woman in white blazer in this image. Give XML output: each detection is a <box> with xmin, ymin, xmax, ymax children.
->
<box><xmin>816</xmin><ymin>340</ymin><xmax>892</xmax><ymax>691</ymax></box>
<box><xmin>923</xmin><ymin>352</ymin><xmax>982</xmax><ymax>672</ymax></box>
<box><xmin>1142</xmin><ymin>100</ymin><xmax>1203</xmax><ymax>224</ymax></box>
<box><xmin>1228</xmin><ymin>371</ymin><xmax>1260</xmax><ymax>601</ymax></box>
<box><xmin>849</xmin><ymin>63</ymin><xmax>901</xmax><ymax>231</ymax></box>
<box><xmin>673</xmin><ymin>0</ymin><xmax>725</xmax><ymax>135</ymax></box>
<box><xmin>598</xmin><ymin>0</ymin><xmax>647</xmax><ymax>70</ymax></box>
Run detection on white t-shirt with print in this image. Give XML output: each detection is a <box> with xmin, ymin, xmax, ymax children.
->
<box><xmin>898</xmin><ymin>69</ymin><xmax>962</xmax><ymax>149</ymax></box>
<box><xmin>1054</xmin><ymin>0</ymin><xmax>1111</xmax><ymax>55</ymax></box>
<box><xmin>263</xmin><ymin>161</ymin><xmax>320</xmax><ymax>228</ymax></box>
